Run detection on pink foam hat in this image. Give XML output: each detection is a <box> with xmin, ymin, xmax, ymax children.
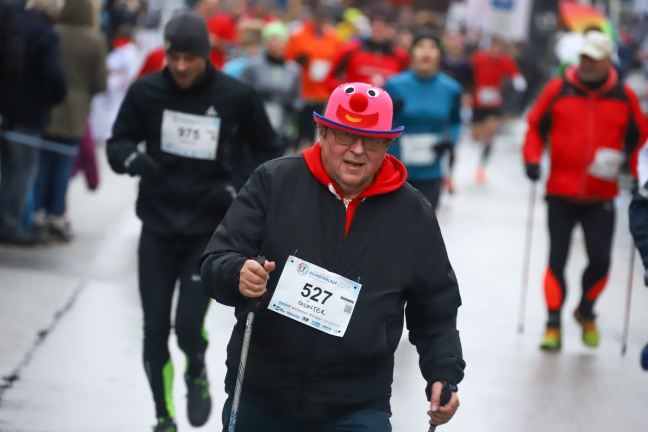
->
<box><xmin>314</xmin><ymin>83</ymin><xmax>404</xmax><ymax>139</ymax></box>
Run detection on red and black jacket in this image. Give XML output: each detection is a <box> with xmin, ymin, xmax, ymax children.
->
<box><xmin>325</xmin><ymin>39</ymin><xmax>409</xmax><ymax>90</ymax></box>
<box><xmin>523</xmin><ymin>66</ymin><xmax>648</xmax><ymax>200</ymax></box>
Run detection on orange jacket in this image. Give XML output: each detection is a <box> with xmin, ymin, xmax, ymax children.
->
<box><xmin>285</xmin><ymin>21</ymin><xmax>343</xmax><ymax>102</ymax></box>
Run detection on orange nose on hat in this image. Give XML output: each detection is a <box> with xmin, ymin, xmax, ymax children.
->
<box><xmin>313</xmin><ymin>82</ymin><xmax>404</xmax><ymax>139</ymax></box>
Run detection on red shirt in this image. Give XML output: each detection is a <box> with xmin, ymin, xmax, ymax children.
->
<box><xmin>470</xmin><ymin>51</ymin><xmax>520</xmax><ymax>109</ymax></box>
<box><xmin>137</xmin><ymin>47</ymin><xmax>226</xmax><ymax>78</ymax></box>
<box><xmin>325</xmin><ymin>40</ymin><xmax>409</xmax><ymax>90</ymax></box>
<box><xmin>207</xmin><ymin>12</ymin><xmax>238</xmax><ymax>68</ymax></box>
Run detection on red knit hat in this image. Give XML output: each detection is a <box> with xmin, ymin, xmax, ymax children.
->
<box><xmin>313</xmin><ymin>83</ymin><xmax>404</xmax><ymax>139</ymax></box>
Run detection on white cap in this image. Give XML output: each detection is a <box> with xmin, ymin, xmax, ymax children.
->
<box><xmin>580</xmin><ymin>31</ymin><xmax>615</xmax><ymax>61</ymax></box>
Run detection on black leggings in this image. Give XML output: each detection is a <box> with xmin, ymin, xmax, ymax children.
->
<box><xmin>138</xmin><ymin>227</ymin><xmax>211</xmax><ymax>419</ymax></box>
<box><xmin>544</xmin><ymin>196</ymin><xmax>615</xmax><ymax>326</ymax></box>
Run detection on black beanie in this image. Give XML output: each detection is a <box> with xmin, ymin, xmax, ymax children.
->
<box><xmin>164</xmin><ymin>11</ymin><xmax>210</xmax><ymax>57</ymax></box>
<box><xmin>411</xmin><ymin>30</ymin><xmax>441</xmax><ymax>52</ymax></box>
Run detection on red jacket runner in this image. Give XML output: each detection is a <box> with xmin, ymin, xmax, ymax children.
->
<box><xmin>523</xmin><ymin>66</ymin><xmax>648</xmax><ymax>200</ymax></box>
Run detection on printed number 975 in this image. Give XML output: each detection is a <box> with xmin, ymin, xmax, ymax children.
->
<box><xmin>178</xmin><ymin>127</ymin><xmax>200</xmax><ymax>140</ymax></box>
<box><xmin>301</xmin><ymin>283</ymin><xmax>333</xmax><ymax>304</ymax></box>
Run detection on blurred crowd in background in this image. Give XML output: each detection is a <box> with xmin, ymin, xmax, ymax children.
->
<box><xmin>2</xmin><ymin>0</ymin><xmax>648</xmax><ymax>246</ymax></box>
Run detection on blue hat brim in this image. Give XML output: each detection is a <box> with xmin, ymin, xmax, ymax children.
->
<box><xmin>313</xmin><ymin>112</ymin><xmax>403</xmax><ymax>139</ymax></box>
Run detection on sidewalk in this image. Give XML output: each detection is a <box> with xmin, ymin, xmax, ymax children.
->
<box><xmin>0</xmin><ymin>125</ymin><xmax>647</xmax><ymax>432</ymax></box>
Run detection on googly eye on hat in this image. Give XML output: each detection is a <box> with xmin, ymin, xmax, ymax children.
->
<box><xmin>314</xmin><ymin>83</ymin><xmax>404</xmax><ymax>139</ymax></box>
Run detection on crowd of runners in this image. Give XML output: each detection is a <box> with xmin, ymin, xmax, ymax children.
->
<box><xmin>1</xmin><ymin>1</ymin><xmax>648</xmax><ymax>431</ymax></box>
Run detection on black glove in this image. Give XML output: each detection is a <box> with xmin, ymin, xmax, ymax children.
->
<box><xmin>295</xmin><ymin>53</ymin><xmax>309</xmax><ymax>66</ymax></box>
<box><xmin>525</xmin><ymin>163</ymin><xmax>540</xmax><ymax>182</ymax></box>
<box><xmin>124</xmin><ymin>152</ymin><xmax>160</xmax><ymax>177</ymax></box>
<box><xmin>433</xmin><ymin>138</ymin><xmax>453</xmax><ymax>155</ymax></box>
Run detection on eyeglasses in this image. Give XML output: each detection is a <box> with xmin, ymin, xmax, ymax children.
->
<box><xmin>329</xmin><ymin>128</ymin><xmax>390</xmax><ymax>152</ymax></box>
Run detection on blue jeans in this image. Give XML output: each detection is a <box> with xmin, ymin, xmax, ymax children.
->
<box><xmin>222</xmin><ymin>395</ymin><xmax>392</xmax><ymax>432</ymax></box>
<box><xmin>0</xmin><ymin>126</ymin><xmax>41</xmax><ymax>235</ymax></box>
<box><xmin>33</xmin><ymin>137</ymin><xmax>77</xmax><ymax>217</ymax></box>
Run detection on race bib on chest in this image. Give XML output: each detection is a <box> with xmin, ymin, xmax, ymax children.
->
<box><xmin>476</xmin><ymin>86</ymin><xmax>502</xmax><ymax>106</ymax></box>
<box><xmin>264</xmin><ymin>102</ymin><xmax>285</xmax><ymax>132</ymax></box>
<box><xmin>399</xmin><ymin>133</ymin><xmax>440</xmax><ymax>166</ymax></box>
<box><xmin>161</xmin><ymin>109</ymin><xmax>221</xmax><ymax>160</ymax></box>
<box><xmin>269</xmin><ymin>256</ymin><xmax>362</xmax><ymax>337</ymax></box>
<box><xmin>309</xmin><ymin>60</ymin><xmax>332</xmax><ymax>83</ymax></box>
<box><xmin>588</xmin><ymin>148</ymin><xmax>625</xmax><ymax>181</ymax></box>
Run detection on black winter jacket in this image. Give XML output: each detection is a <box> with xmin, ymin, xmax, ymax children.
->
<box><xmin>2</xmin><ymin>9</ymin><xmax>66</xmax><ymax>131</ymax></box>
<box><xmin>200</xmin><ymin>148</ymin><xmax>465</xmax><ymax>421</ymax></box>
<box><xmin>0</xmin><ymin>1</ymin><xmax>23</xmax><ymax>116</ymax></box>
<box><xmin>106</xmin><ymin>64</ymin><xmax>279</xmax><ymax>237</ymax></box>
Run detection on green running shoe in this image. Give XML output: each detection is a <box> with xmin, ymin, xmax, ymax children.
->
<box><xmin>185</xmin><ymin>368</ymin><xmax>212</xmax><ymax>427</ymax></box>
<box><xmin>574</xmin><ymin>309</ymin><xmax>599</xmax><ymax>347</ymax></box>
<box><xmin>152</xmin><ymin>417</ymin><xmax>176</xmax><ymax>432</ymax></box>
<box><xmin>539</xmin><ymin>327</ymin><xmax>562</xmax><ymax>351</ymax></box>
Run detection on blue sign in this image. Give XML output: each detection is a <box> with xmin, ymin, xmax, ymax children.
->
<box><xmin>492</xmin><ymin>0</ymin><xmax>514</xmax><ymax>10</ymax></box>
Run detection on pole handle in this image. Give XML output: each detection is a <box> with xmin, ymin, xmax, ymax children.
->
<box><xmin>428</xmin><ymin>382</ymin><xmax>454</xmax><ymax>432</ymax></box>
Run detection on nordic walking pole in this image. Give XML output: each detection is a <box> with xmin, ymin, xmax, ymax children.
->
<box><xmin>518</xmin><ymin>181</ymin><xmax>537</xmax><ymax>334</ymax></box>
<box><xmin>621</xmin><ymin>244</ymin><xmax>635</xmax><ymax>356</ymax></box>
<box><xmin>428</xmin><ymin>382</ymin><xmax>453</xmax><ymax>432</ymax></box>
<box><xmin>229</xmin><ymin>255</ymin><xmax>265</xmax><ymax>432</ymax></box>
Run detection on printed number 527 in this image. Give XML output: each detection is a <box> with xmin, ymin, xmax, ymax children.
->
<box><xmin>301</xmin><ymin>283</ymin><xmax>333</xmax><ymax>304</ymax></box>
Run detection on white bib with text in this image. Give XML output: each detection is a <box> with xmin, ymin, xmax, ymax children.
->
<box><xmin>399</xmin><ymin>133</ymin><xmax>440</xmax><ymax>166</ymax></box>
<box><xmin>309</xmin><ymin>60</ymin><xmax>332</xmax><ymax>83</ymax></box>
<box><xmin>476</xmin><ymin>86</ymin><xmax>502</xmax><ymax>106</ymax></box>
<box><xmin>161</xmin><ymin>109</ymin><xmax>220</xmax><ymax>160</ymax></box>
<box><xmin>269</xmin><ymin>256</ymin><xmax>362</xmax><ymax>337</ymax></box>
<box><xmin>588</xmin><ymin>148</ymin><xmax>624</xmax><ymax>181</ymax></box>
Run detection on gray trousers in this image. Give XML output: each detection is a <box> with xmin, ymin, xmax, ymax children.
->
<box><xmin>0</xmin><ymin>126</ymin><xmax>41</xmax><ymax>235</ymax></box>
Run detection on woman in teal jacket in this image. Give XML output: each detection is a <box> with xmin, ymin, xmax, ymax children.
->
<box><xmin>385</xmin><ymin>31</ymin><xmax>462</xmax><ymax>209</ymax></box>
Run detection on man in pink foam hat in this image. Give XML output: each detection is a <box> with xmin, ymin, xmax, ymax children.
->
<box><xmin>201</xmin><ymin>82</ymin><xmax>465</xmax><ymax>431</ymax></box>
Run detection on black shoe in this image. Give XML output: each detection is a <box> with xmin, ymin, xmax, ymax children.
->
<box><xmin>185</xmin><ymin>369</ymin><xmax>212</xmax><ymax>426</ymax></box>
<box><xmin>152</xmin><ymin>417</ymin><xmax>176</xmax><ymax>432</ymax></box>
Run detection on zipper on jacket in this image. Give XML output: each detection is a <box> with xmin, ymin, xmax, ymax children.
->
<box><xmin>580</xmin><ymin>95</ymin><xmax>596</xmax><ymax>195</ymax></box>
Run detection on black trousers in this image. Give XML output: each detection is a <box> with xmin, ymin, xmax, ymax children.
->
<box><xmin>544</xmin><ymin>196</ymin><xmax>615</xmax><ymax>326</ymax></box>
<box><xmin>138</xmin><ymin>227</ymin><xmax>211</xmax><ymax>419</ymax></box>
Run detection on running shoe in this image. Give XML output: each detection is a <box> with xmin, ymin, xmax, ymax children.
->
<box><xmin>185</xmin><ymin>368</ymin><xmax>212</xmax><ymax>426</ymax></box>
<box><xmin>539</xmin><ymin>327</ymin><xmax>562</xmax><ymax>351</ymax></box>
<box><xmin>47</xmin><ymin>215</ymin><xmax>73</xmax><ymax>242</ymax></box>
<box><xmin>475</xmin><ymin>167</ymin><xmax>487</xmax><ymax>183</ymax></box>
<box><xmin>152</xmin><ymin>417</ymin><xmax>176</xmax><ymax>432</ymax></box>
<box><xmin>573</xmin><ymin>309</ymin><xmax>599</xmax><ymax>347</ymax></box>
<box><xmin>444</xmin><ymin>178</ymin><xmax>455</xmax><ymax>194</ymax></box>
